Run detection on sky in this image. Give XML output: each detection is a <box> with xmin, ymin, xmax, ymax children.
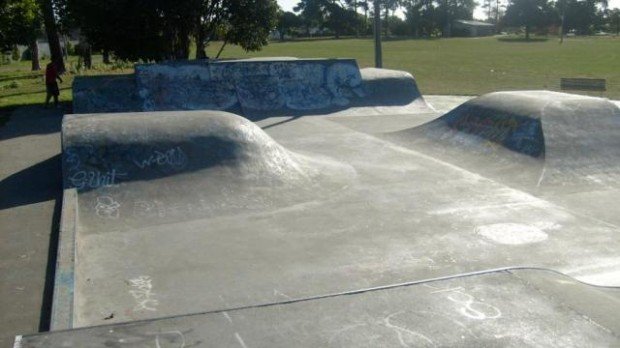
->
<box><xmin>277</xmin><ymin>0</ymin><xmax>620</xmax><ymax>21</ymax></box>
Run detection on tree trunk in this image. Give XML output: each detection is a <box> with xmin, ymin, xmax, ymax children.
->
<box><xmin>196</xmin><ymin>39</ymin><xmax>206</xmax><ymax>59</ymax></box>
<box><xmin>83</xmin><ymin>43</ymin><xmax>92</xmax><ymax>69</ymax></box>
<box><xmin>384</xmin><ymin>7</ymin><xmax>389</xmax><ymax>36</ymax></box>
<box><xmin>196</xmin><ymin>28</ymin><xmax>207</xmax><ymax>59</ymax></box>
<box><xmin>30</xmin><ymin>40</ymin><xmax>40</xmax><ymax>71</ymax></box>
<box><xmin>354</xmin><ymin>0</ymin><xmax>359</xmax><ymax>37</ymax></box>
<box><xmin>216</xmin><ymin>39</ymin><xmax>228</xmax><ymax>59</ymax></box>
<box><xmin>62</xmin><ymin>35</ymin><xmax>69</xmax><ymax>59</ymax></box>
<box><xmin>195</xmin><ymin>17</ymin><xmax>207</xmax><ymax>59</ymax></box>
<box><xmin>103</xmin><ymin>50</ymin><xmax>111</xmax><ymax>64</ymax></box>
<box><xmin>525</xmin><ymin>25</ymin><xmax>530</xmax><ymax>40</ymax></box>
<box><xmin>495</xmin><ymin>0</ymin><xmax>500</xmax><ymax>25</ymax></box>
<box><xmin>177</xmin><ymin>35</ymin><xmax>190</xmax><ymax>60</ymax></box>
<box><xmin>174</xmin><ymin>25</ymin><xmax>191</xmax><ymax>60</ymax></box>
<box><xmin>40</xmin><ymin>0</ymin><xmax>65</xmax><ymax>72</ymax></box>
<box><xmin>443</xmin><ymin>0</ymin><xmax>450</xmax><ymax>37</ymax></box>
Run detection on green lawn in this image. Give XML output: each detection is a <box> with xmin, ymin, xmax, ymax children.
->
<box><xmin>1</xmin><ymin>35</ymin><xmax>619</xmax><ymax>116</ymax></box>
<box><xmin>0</xmin><ymin>55</ymin><xmax>131</xmax><ymax>115</ymax></box>
<box><xmin>213</xmin><ymin>35</ymin><xmax>620</xmax><ymax>98</ymax></box>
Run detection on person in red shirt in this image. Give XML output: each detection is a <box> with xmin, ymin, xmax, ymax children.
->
<box><xmin>45</xmin><ymin>61</ymin><xmax>63</xmax><ymax>108</ymax></box>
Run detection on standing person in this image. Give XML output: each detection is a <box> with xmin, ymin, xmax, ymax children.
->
<box><xmin>44</xmin><ymin>60</ymin><xmax>63</xmax><ymax>108</ymax></box>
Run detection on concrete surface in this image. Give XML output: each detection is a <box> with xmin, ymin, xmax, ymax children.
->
<box><xmin>52</xmin><ymin>90</ymin><xmax>620</xmax><ymax>335</ymax></box>
<box><xmin>17</xmin><ymin>269</ymin><xmax>620</xmax><ymax>347</ymax></box>
<box><xmin>7</xmin><ymin>61</ymin><xmax>620</xmax><ymax>347</ymax></box>
<box><xmin>387</xmin><ymin>91</ymin><xmax>620</xmax><ymax>229</ymax></box>
<box><xmin>0</xmin><ymin>106</ymin><xmax>64</xmax><ymax>347</ymax></box>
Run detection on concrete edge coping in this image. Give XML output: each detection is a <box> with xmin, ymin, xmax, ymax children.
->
<box><xmin>50</xmin><ymin>188</ymin><xmax>77</xmax><ymax>330</ymax></box>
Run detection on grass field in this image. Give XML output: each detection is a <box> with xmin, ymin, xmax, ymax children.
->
<box><xmin>1</xmin><ymin>35</ymin><xmax>619</xmax><ymax>116</ymax></box>
<box><xmin>214</xmin><ymin>35</ymin><xmax>620</xmax><ymax>98</ymax></box>
<box><xmin>0</xmin><ymin>56</ymin><xmax>131</xmax><ymax>118</ymax></box>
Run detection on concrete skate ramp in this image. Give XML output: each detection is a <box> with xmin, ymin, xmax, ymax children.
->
<box><xmin>72</xmin><ymin>59</ymin><xmax>431</xmax><ymax>117</ymax></box>
<box><xmin>62</xmin><ymin>110</ymin><xmax>352</xmax><ymax>232</ymax></box>
<box><xmin>55</xmin><ymin>107</ymin><xmax>620</xmax><ymax>329</ymax></box>
<box><xmin>21</xmin><ymin>269</ymin><xmax>620</xmax><ymax>347</ymax></box>
<box><xmin>387</xmin><ymin>91</ymin><xmax>620</xmax><ymax>191</ymax></box>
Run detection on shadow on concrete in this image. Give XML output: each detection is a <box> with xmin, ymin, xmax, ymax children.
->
<box><xmin>38</xmin><ymin>194</ymin><xmax>62</xmax><ymax>332</ymax></box>
<box><xmin>261</xmin><ymin>116</ymin><xmax>301</xmax><ymax>130</ymax></box>
<box><xmin>0</xmin><ymin>154</ymin><xmax>62</xmax><ymax>210</ymax></box>
<box><xmin>0</xmin><ymin>102</ymin><xmax>67</xmax><ymax>141</ymax></box>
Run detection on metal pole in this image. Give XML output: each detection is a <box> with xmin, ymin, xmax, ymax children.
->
<box><xmin>373</xmin><ymin>0</ymin><xmax>383</xmax><ymax>68</ymax></box>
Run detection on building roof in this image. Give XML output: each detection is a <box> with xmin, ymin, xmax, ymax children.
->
<box><xmin>454</xmin><ymin>19</ymin><xmax>495</xmax><ymax>27</ymax></box>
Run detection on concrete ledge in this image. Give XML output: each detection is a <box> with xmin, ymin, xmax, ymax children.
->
<box><xmin>50</xmin><ymin>188</ymin><xmax>77</xmax><ymax>330</ymax></box>
<box><xmin>72</xmin><ymin>58</ymin><xmax>431</xmax><ymax>117</ymax></box>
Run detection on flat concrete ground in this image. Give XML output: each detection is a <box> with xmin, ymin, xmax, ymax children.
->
<box><xmin>0</xmin><ymin>106</ymin><xmax>64</xmax><ymax>347</ymax></box>
<box><xmin>18</xmin><ymin>269</ymin><xmax>620</xmax><ymax>347</ymax></box>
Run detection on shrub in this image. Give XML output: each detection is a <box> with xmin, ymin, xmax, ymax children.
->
<box><xmin>11</xmin><ymin>46</ymin><xmax>20</xmax><ymax>62</ymax></box>
<box><xmin>66</xmin><ymin>41</ymin><xmax>75</xmax><ymax>55</ymax></box>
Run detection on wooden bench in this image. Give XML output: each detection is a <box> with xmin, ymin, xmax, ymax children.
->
<box><xmin>560</xmin><ymin>78</ymin><xmax>606</xmax><ymax>92</ymax></box>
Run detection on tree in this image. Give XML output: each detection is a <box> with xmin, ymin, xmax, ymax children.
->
<box><xmin>67</xmin><ymin>0</ymin><xmax>278</xmax><ymax>62</ymax></box>
<box><xmin>402</xmin><ymin>0</ymin><xmax>474</xmax><ymax>37</ymax></box>
<box><xmin>325</xmin><ymin>1</ymin><xmax>361</xmax><ymax>38</ymax></box>
<box><xmin>437</xmin><ymin>0</ymin><xmax>476</xmax><ymax>36</ymax></box>
<box><xmin>276</xmin><ymin>11</ymin><xmax>302</xmax><ymax>40</ymax></box>
<box><xmin>556</xmin><ymin>0</ymin><xmax>606</xmax><ymax>35</ymax></box>
<box><xmin>294</xmin><ymin>0</ymin><xmax>363</xmax><ymax>38</ymax></box>
<box><xmin>295</xmin><ymin>0</ymin><xmax>328</xmax><ymax>34</ymax></box>
<box><xmin>404</xmin><ymin>0</ymin><xmax>439</xmax><ymax>37</ymax></box>
<box><xmin>40</xmin><ymin>0</ymin><xmax>64</xmax><ymax>71</ymax></box>
<box><xmin>503</xmin><ymin>0</ymin><xmax>555</xmax><ymax>39</ymax></box>
<box><xmin>0</xmin><ymin>0</ymin><xmax>42</xmax><ymax>70</ymax></box>
<box><xmin>218</xmin><ymin>0</ymin><xmax>278</xmax><ymax>53</ymax></box>
<box><xmin>609</xmin><ymin>8</ymin><xmax>620</xmax><ymax>35</ymax></box>
<box><xmin>383</xmin><ymin>0</ymin><xmax>401</xmax><ymax>35</ymax></box>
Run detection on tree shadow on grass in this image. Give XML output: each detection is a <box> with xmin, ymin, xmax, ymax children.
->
<box><xmin>0</xmin><ymin>74</ymin><xmax>42</xmax><ymax>83</ymax></box>
<box><xmin>497</xmin><ymin>37</ymin><xmax>549</xmax><ymax>42</ymax></box>
<box><xmin>0</xmin><ymin>86</ymin><xmax>71</xmax><ymax>99</ymax></box>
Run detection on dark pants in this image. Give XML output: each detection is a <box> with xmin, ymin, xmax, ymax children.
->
<box><xmin>45</xmin><ymin>82</ymin><xmax>60</xmax><ymax>107</ymax></box>
<box><xmin>46</xmin><ymin>82</ymin><xmax>59</xmax><ymax>96</ymax></box>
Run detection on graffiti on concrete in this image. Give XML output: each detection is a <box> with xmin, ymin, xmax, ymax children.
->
<box><xmin>441</xmin><ymin>105</ymin><xmax>545</xmax><ymax>157</ymax></box>
<box><xmin>135</xmin><ymin>59</ymin><xmax>365</xmax><ymax>113</ymax></box>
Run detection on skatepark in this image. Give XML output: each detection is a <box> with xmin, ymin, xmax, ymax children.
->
<box><xmin>15</xmin><ymin>58</ymin><xmax>620</xmax><ymax>346</ymax></box>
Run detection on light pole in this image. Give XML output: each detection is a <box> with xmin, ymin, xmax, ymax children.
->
<box><xmin>373</xmin><ymin>0</ymin><xmax>383</xmax><ymax>68</ymax></box>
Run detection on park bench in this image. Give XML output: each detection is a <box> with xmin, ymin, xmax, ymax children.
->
<box><xmin>560</xmin><ymin>77</ymin><xmax>606</xmax><ymax>92</ymax></box>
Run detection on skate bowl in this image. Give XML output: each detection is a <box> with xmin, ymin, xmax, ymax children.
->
<box><xmin>47</xmin><ymin>88</ymin><xmax>620</xmax><ymax>340</ymax></box>
<box><xmin>72</xmin><ymin>58</ymin><xmax>431</xmax><ymax>118</ymax></box>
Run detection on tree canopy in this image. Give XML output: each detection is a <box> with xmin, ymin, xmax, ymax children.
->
<box><xmin>294</xmin><ymin>0</ymin><xmax>365</xmax><ymax>38</ymax></box>
<box><xmin>0</xmin><ymin>0</ymin><xmax>41</xmax><ymax>51</ymax></box>
<box><xmin>503</xmin><ymin>0</ymin><xmax>556</xmax><ymax>38</ymax></box>
<box><xmin>65</xmin><ymin>0</ymin><xmax>278</xmax><ymax>61</ymax></box>
<box><xmin>403</xmin><ymin>0</ymin><xmax>476</xmax><ymax>37</ymax></box>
